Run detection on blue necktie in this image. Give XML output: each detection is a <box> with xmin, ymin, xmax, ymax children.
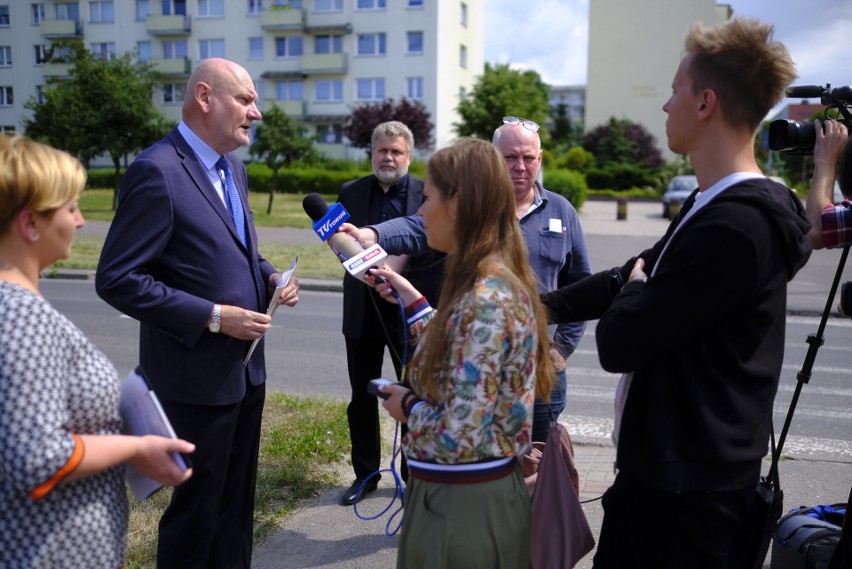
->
<box><xmin>217</xmin><ymin>156</ymin><xmax>246</xmax><ymax>246</ymax></box>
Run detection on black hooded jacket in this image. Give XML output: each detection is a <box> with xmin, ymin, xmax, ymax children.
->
<box><xmin>543</xmin><ymin>178</ymin><xmax>812</xmax><ymax>492</ymax></box>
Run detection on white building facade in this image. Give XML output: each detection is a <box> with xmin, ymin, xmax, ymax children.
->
<box><xmin>585</xmin><ymin>0</ymin><xmax>731</xmax><ymax>161</ymax></box>
<box><xmin>0</xmin><ymin>0</ymin><xmax>483</xmax><ymax>160</ymax></box>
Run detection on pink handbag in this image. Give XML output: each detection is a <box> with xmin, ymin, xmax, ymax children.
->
<box><xmin>524</xmin><ymin>422</ymin><xmax>596</xmax><ymax>569</ymax></box>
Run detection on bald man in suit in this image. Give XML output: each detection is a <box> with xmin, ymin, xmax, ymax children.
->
<box><xmin>96</xmin><ymin>58</ymin><xmax>298</xmax><ymax>568</ymax></box>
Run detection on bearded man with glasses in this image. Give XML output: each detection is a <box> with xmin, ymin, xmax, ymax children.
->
<box><xmin>341</xmin><ymin>116</ymin><xmax>592</xmax><ymax>444</ymax></box>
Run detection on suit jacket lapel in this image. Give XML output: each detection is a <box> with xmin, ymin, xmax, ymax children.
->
<box><xmin>168</xmin><ymin>129</ymin><xmax>248</xmax><ymax>251</ymax></box>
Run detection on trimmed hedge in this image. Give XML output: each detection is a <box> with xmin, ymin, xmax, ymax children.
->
<box><xmin>543</xmin><ymin>168</ymin><xmax>588</xmax><ymax>210</ymax></box>
<box><xmin>246</xmin><ymin>163</ymin><xmax>370</xmax><ymax>195</ymax></box>
<box><xmin>86</xmin><ymin>168</ymin><xmax>123</xmax><ymax>189</ymax></box>
<box><xmin>586</xmin><ymin>162</ymin><xmax>656</xmax><ymax>191</ymax></box>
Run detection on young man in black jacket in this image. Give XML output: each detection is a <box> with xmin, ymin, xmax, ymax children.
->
<box><xmin>544</xmin><ymin>19</ymin><xmax>812</xmax><ymax>568</ymax></box>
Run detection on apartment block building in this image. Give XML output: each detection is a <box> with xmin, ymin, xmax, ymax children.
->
<box><xmin>585</xmin><ymin>0</ymin><xmax>731</xmax><ymax>161</ymax></box>
<box><xmin>0</xmin><ymin>0</ymin><xmax>483</xmax><ymax>161</ymax></box>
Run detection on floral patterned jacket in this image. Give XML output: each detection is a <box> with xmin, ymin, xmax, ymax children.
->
<box><xmin>403</xmin><ymin>270</ymin><xmax>538</xmax><ymax>463</ymax></box>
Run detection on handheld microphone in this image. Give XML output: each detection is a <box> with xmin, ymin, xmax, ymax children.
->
<box><xmin>302</xmin><ymin>193</ymin><xmax>389</xmax><ymax>283</ymax></box>
<box><xmin>786</xmin><ymin>85</ymin><xmax>825</xmax><ymax>99</ymax></box>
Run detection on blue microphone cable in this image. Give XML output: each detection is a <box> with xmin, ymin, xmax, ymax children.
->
<box><xmin>353</xmin><ymin>287</ymin><xmax>408</xmax><ymax>536</ymax></box>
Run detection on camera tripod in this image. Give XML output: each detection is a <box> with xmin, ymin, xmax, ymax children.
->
<box><xmin>736</xmin><ymin>244</ymin><xmax>851</xmax><ymax>569</ymax></box>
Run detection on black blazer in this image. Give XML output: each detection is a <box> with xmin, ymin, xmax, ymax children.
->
<box><xmin>96</xmin><ymin>128</ymin><xmax>277</xmax><ymax>405</ymax></box>
<box><xmin>337</xmin><ymin>175</ymin><xmax>443</xmax><ymax>339</ymax></box>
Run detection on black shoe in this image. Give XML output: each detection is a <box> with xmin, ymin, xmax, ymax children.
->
<box><xmin>340</xmin><ymin>478</ymin><xmax>378</xmax><ymax>506</ymax></box>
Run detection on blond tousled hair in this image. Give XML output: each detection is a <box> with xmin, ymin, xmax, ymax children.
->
<box><xmin>684</xmin><ymin>18</ymin><xmax>797</xmax><ymax>131</ymax></box>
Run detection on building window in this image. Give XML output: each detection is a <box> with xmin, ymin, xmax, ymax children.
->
<box><xmin>406</xmin><ymin>77</ymin><xmax>422</xmax><ymax>100</ymax></box>
<box><xmin>357</xmin><ymin>33</ymin><xmax>385</xmax><ymax>56</ymax></box>
<box><xmin>356</xmin><ymin>0</ymin><xmax>385</xmax><ymax>8</ymax></box>
<box><xmin>55</xmin><ymin>2</ymin><xmax>81</xmax><ymax>21</ymax></box>
<box><xmin>36</xmin><ymin>85</ymin><xmax>46</xmax><ymax>104</ymax></box>
<box><xmin>0</xmin><ymin>125</ymin><xmax>16</xmax><ymax>134</ymax></box>
<box><xmin>319</xmin><ymin>124</ymin><xmax>342</xmax><ymax>143</ymax></box>
<box><xmin>315</xmin><ymin>0</ymin><xmax>341</xmax><ymax>11</ymax></box>
<box><xmin>0</xmin><ymin>46</ymin><xmax>10</xmax><ymax>67</ymax></box>
<box><xmin>460</xmin><ymin>2</ymin><xmax>467</xmax><ymax>26</ymax></box>
<box><xmin>137</xmin><ymin>41</ymin><xmax>151</xmax><ymax>62</ymax></box>
<box><xmin>163</xmin><ymin>83</ymin><xmax>185</xmax><ymax>103</ymax></box>
<box><xmin>248</xmin><ymin>37</ymin><xmax>263</xmax><ymax>59</ymax></box>
<box><xmin>89</xmin><ymin>1</ymin><xmax>114</xmax><ymax>22</ymax></box>
<box><xmin>199</xmin><ymin>39</ymin><xmax>225</xmax><ymax>59</ymax></box>
<box><xmin>248</xmin><ymin>0</ymin><xmax>261</xmax><ymax>15</ymax></box>
<box><xmin>0</xmin><ymin>5</ymin><xmax>10</xmax><ymax>26</ymax></box>
<box><xmin>407</xmin><ymin>31</ymin><xmax>423</xmax><ymax>54</ymax></box>
<box><xmin>408</xmin><ymin>0</ymin><xmax>423</xmax><ymax>6</ymax></box>
<box><xmin>0</xmin><ymin>86</ymin><xmax>13</xmax><ymax>106</ymax></box>
<box><xmin>198</xmin><ymin>0</ymin><xmax>224</xmax><ymax>17</ymax></box>
<box><xmin>356</xmin><ymin>78</ymin><xmax>384</xmax><ymax>101</ymax></box>
<box><xmin>32</xmin><ymin>3</ymin><xmax>45</xmax><ymax>25</ymax></box>
<box><xmin>135</xmin><ymin>0</ymin><xmax>148</xmax><ymax>19</ymax></box>
<box><xmin>91</xmin><ymin>42</ymin><xmax>115</xmax><ymax>60</ymax></box>
<box><xmin>276</xmin><ymin>80</ymin><xmax>303</xmax><ymax>100</ymax></box>
<box><xmin>314</xmin><ymin>35</ymin><xmax>342</xmax><ymax>54</ymax></box>
<box><xmin>34</xmin><ymin>44</ymin><xmax>50</xmax><ymax>65</ymax></box>
<box><xmin>162</xmin><ymin>0</ymin><xmax>187</xmax><ymax>16</ymax></box>
<box><xmin>163</xmin><ymin>40</ymin><xmax>188</xmax><ymax>59</ymax></box>
<box><xmin>315</xmin><ymin>79</ymin><xmax>342</xmax><ymax>102</ymax></box>
<box><xmin>275</xmin><ymin>36</ymin><xmax>303</xmax><ymax>57</ymax></box>
<box><xmin>460</xmin><ymin>44</ymin><xmax>467</xmax><ymax>68</ymax></box>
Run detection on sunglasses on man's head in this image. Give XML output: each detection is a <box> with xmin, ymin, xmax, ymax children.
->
<box><xmin>502</xmin><ymin>116</ymin><xmax>540</xmax><ymax>132</ymax></box>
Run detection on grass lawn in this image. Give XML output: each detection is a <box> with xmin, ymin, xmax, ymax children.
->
<box><xmin>125</xmin><ymin>393</ymin><xmax>351</xmax><ymax>569</ymax></box>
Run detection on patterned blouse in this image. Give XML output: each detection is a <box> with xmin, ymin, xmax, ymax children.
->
<box><xmin>403</xmin><ymin>270</ymin><xmax>538</xmax><ymax>463</ymax></box>
<box><xmin>0</xmin><ymin>281</ymin><xmax>127</xmax><ymax>568</ymax></box>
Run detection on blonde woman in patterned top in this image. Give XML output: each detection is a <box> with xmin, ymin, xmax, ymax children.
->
<box><xmin>366</xmin><ymin>137</ymin><xmax>555</xmax><ymax>568</ymax></box>
<box><xmin>0</xmin><ymin>135</ymin><xmax>195</xmax><ymax>568</ymax></box>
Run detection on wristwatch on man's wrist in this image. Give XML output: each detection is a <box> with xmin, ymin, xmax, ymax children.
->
<box><xmin>208</xmin><ymin>304</ymin><xmax>222</xmax><ymax>333</ymax></box>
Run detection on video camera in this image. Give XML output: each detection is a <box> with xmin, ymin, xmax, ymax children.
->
<box><xmin>768</xmin><ymin>84</ymin><xmax>852</xmax><ymax>154</ymax></box>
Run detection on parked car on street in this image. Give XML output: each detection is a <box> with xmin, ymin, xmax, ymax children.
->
<box><xmin>661</xmin><ymin>175</ymin><xmax>698</xmax><ymax>218</ymax></box>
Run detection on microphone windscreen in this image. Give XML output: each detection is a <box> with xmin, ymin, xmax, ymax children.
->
<box><xmin>786</xmin><ymin>85</ymin><xmax>824</xmax><ymax>99</ymax></box>
<box><xmin>302</xmin><ymin>193</ymin><xmax>329</xmax><ymax>221</ymax></box>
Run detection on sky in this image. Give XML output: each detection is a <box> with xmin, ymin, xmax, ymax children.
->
<box><xmin>484</xmin><ymin>0</ymin><xmax>852</xmax><ymax>98</ymax></box>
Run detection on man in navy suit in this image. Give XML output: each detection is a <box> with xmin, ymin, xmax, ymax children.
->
<box><xmin>337</xmin><ymin>121</ymin><xmax>443</xmax><ymax>506</ymax></box>
<box><xmin>96</xmin><ymin>58</ymin><xmax>298</xmax><ymax>568</ymax></box>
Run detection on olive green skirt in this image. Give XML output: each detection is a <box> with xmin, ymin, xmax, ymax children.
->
<box><xmin>396</xmin><ymin>463</ymin><xmax>531</xmax><ymax>569</ymax></box>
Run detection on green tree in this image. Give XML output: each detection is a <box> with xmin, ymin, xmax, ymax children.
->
<box><xmin>582</xmin><ymin>117</ymin><xmax>663</xmax><ymax>168</ymax></box>
<box><xmin>343</xmin><ymin>98</ymin><xmax>433</xmax><ymax>158</ymax></box>
<box><xmin>549</xmin><ymin>101</ymin><xmax>582</xmax><ymax>148</ymax></box>
<box><xmin>249</xmin><ymin>104</ymin><xmax>320</xmax><ymax>214</ymax></box>
<box><xmin>23</xmin><ymin>39</ymin><xmax>170</xmax><ymax>208</ymax></box>
<box><xmin>453</xmin><ymin>63</ymin><xmax>550</xmax><ymax>141</ymax></box>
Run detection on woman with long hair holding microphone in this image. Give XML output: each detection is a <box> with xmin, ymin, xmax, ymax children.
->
<box><xmin>367</xmin><ymin>137</ymin><xmax>554</xmax><ymax>568</ymax></box>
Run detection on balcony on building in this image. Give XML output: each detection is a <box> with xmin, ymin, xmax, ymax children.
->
<box><xmin>301</xmin><ymin>53</ymin><xmax>346</xmax><ymax>75</ymax></box>
<box><xmin>260</xmin><ymin>59</ymin><xmax>304</xmax><ymax>81</ymax></box>
<box><xmin>146</xmin><ymin>14</ymin><xmax>191</xmax><ymax>35</ymax></box>
<box><xmin>149</xmin><ymin>57</ymin><xmax>192</xmax><ymax>76</ymax></box>
<box><xmin>260</xmin><ymin>5</ymin><xmax>304</xmax><ymax>30</ymax></box>
<box><xmin>42</xmin><ymin>62</ymin><xmax>73</xmax><ymax>78</ymax></box>
<box><xmin>40</xmin><ymin>19</ymin><xmax>83</xmax><ymax>38</ymax></box>
<box><xmin>262</xmin><ymin>100</ymin><xmax>305</xmax><ymax>118</ymax></box>
<box><xmin>303</xmin><ymin>21</ymin><xmax>352</xmax><ymax>35</ymax></box>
